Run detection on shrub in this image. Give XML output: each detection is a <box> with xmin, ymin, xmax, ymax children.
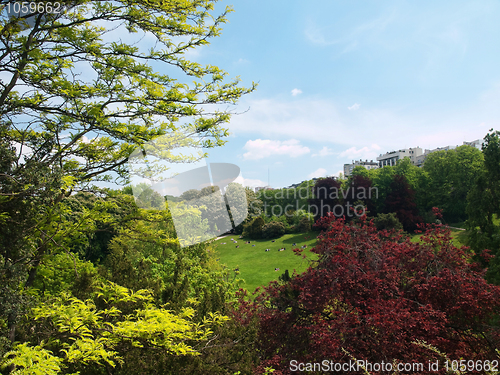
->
<box><xmin>296</xmin><ymin>216</ymin><xmax>312</xmax><ymax>233</ymax></box>
<box><xmin>246</xmin><ymin>214</ymin><xmax>500</xmax><ymax>373</ymax></box>
<box><xmin>373</xmin><ymin>212</ymin><xmax>403</xmax><ymax>231</ymax></box>
<box><xmin>242</xmin><ymin>217</ymin><xmax>265</xmax><ymax>239</ymax></box>
<box><xmin>262</xmin><ymin>221</ymin><xmax>286</xmax><ymax>239</ymax></box>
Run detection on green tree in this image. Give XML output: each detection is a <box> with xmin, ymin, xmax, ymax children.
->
<box><xmin>1</xmin><ymin>1</ymin><xmax>255</xmax><ymax>186</ymax></box>
<box><xmin>466</xmin><ymin>131</ymin><xmax>500</xmax><ymax>283</ymax></box>
<box><xmin>296</xmin><ymin>216</ymin><xmax>312</xmax><ymax>233</ymax></box>
<box><xmin>373</xmin><ymin>212</ymin><xmax>403</xmax><ymax>231</ymax></box>
<box><xmin>424</xmin><ymin>145</ymin><xmax>483</xmax><ymax>222</ymax></box>
<box><xmin>369</xmin><ymin>166</ymin><xmax>395</xmax><ymax>214</ymax></box>
<box><xmin>261</xmin><ymin>221</ymin><xmax>286</xmax><ymax>239</ymax></box>
<box><xmin>242</xmin><ymin>217</ymin><xmax>265</xmax><ymax>239</ymax></box>
<box><xmin>350</xmin><ymin>165</ymin><xmax>370</xmax><ymax>178</ymax></box>
<box><xmin>0</xmin><ymin>0</ymin><xmax>255</xmax><ymax>366</ymax></box>
<box><xmin>226</xmin><ymin>183</ymin><xmax>260</xmax><ymax>234</ymax></box>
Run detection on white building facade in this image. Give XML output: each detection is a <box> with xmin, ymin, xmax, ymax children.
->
<box><xmin>376</xmin><ymin>147</ymin><xmax>423</xmax><ymax>168</ymax></box>
<box><xmin>343</xmin><ymin>159</ymin><xmax>379</xmax><ymax>177</ymax></box>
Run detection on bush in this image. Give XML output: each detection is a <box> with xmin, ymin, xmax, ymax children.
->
<box><xmin>373</xmin><ymin>212</ymin><xmax>403</xmax><ymax>231</ymax></box>
<box><xmin>242</xmin><ymin>217</ymin><xmax>265</xmax><ymax>239</ymax></box>
<box><xmin>261</xmin><ymin>221</ymin><xmax>286</xmax><ymax>239</ymax></box>
<box><xmin>248</xmin><ymin>215</ymin><xmax>500</xmax><ymax>373</ymax></box>
<box><xmin>296</xmin><ymin>216</ymin><xmax>312</xmax><ymax>233</ymax></box>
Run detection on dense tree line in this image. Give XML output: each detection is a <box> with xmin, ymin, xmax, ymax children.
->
<box><xmin>256</xmin><ymin>142</ymin><xmax>486</xmax><ymax>230</ymax></box>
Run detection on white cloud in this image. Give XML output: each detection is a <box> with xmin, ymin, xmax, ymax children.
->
<box><xmin>339</xmin><ymin>144</ymin><xmax>381</xmax><ymax>161</ymax></box>
<box><xmin>243</xmin><ymin>139</ymin><xmax>310</xmax><ymax>160</ymax></box>
<box><xmin>228</xmin><ymin>98</ymin><xmax>402</xmax><ymax>147</ymax></box>
<box><xmin>312</xmin><ymin>146</ymin><xmax>335</xmax><ymax>157</ymax></box>
<box><xmin>228</xmin><ymin>93</ymin><xmax>494</xmax><ymax>152</ymax></box>
<box><xmin>234</xmin><ymin>175</ymin><xmax>267</xmax><ymax>188</ymax></box>
<box><xmin>348</xmin><ymin>103</ymin><xmax>361</xmax><ymax>111</ymax></box>
<box><xmin>308</xmin><ymin>168</ymin><xmax>327</xmax><ymax>179</ymax></box>
<box><xmin>237</xmin><ymin>58</ymin><xmax>250</xmax><ymax>64</ymax></box>
<box><xmin>291</xmin><ymin>88</ymin><xmax>303</xmax><ymax>96</ymax></box>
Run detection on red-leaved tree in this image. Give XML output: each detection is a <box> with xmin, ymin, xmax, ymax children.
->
<box><xmin>343</xmin><ymin>174</ymin><xmax>377</xmax><ymax>219</ymax></box>
<box><xmin>309</xmin><ymin>177</ymin><xmax>342</xmax><ymax>222</ymax></box>
<box><xmin>385</xmin><ymin>174</ymin><xmax>422</xmax><ymax>231</ymax></box>
<box><xmin>243</xmin><ymin>213</ymin><xmax>500</xmax><ymax>374</ymax></box>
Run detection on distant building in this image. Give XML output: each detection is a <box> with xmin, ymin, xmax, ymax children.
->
<box><xmin>377</xmin><ymin>147</ymin><xmax>423</xmax><ymax>168</ymax></box>
<box><xmin>343</xmin><ymin>159</ymin><xmax>379</xmax><ymax>177</ymax></box>
<box><xmin>463</xmin><ymin>139</ymin><xmax>483</xmax><ymax>149</ymax></box>
<box><xmin>376</xmin><ymin>140</ymin><xmax>483</xmax><ymax>169</ymax></box>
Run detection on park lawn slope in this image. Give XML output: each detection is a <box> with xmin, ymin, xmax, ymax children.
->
<box><xmin>212</xmin><ymin>232</ymin><xmax>319</xmax><ymax>292</ymax></box>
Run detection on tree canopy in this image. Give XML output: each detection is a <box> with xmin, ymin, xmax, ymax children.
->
<box><xmin>0</xmin><ymin>2</ymin><xmax>257</xmax><ymax>373</ymax></box>
<box><xmin>1</xmin><ymin>0</ymin><xmax>255</xmax><ymax>187</ymax></box>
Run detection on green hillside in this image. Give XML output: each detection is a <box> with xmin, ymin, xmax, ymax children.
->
<box><xmin>212</xmin><ymin>232</ymin><xmax>319</xmax><ymax>292</ymax></box>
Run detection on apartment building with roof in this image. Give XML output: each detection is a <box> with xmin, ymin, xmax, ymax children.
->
<box><xmin>374</xmin><ymin>139</ymin><xmax>483</xmax><ymax>169</ymax></box>
<box><xmin>376</xmin><ymin>147</ymin><xmax>423</xmax><ymax>168</ymax></box>
<box><xmin>343</xmin><ymin>159</ymin><xmax>379</xmax><ymax>177</ymax></box>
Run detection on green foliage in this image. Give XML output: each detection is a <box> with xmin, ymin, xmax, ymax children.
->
<box><xmin>466</xmin><ymin>131</ymin><xmax>500</xmax><ymax>283</ymax></box>
<box><xmin>367</xmin><ymin>166</ymin><xmax>396</xmax><ymax>214</ymax></box>
<box><xmin>351</xmin><ymin>165</ymin><xmax>370</xmax><ymax>178</ymax></box>
<box><xmin>1</xmin><ymin>0</ymin><xmax>256</xmax><ymax>186</ymax></box>
<box><xmin>296</xmin><ymin>216</ymin><xmax>312</xmax><ymax>233</ymax></box>
<box><xmin>2</xmin><ymin>343</ymin><xmax>64</xmax><ymax>375</ymax></box>
<box><xmin>424</xmin><ymin>145</ymin><xmax>483</xmax><ymax>221</ymax></box>
<box><xmin>373</xmin><ymin>212</ymin><xmax>403</xmax><ymax>231</ymax></box>
<box><xmin>105</xmin><ymin>225</ymin><xmax>237</xmax><ymax>316</ymax></box>
<box><xmin>131</xmin><ymin>183</ymin><xmax>166</xmax><ymax>210</ymax></box>
<box><xmin>231</xmin><ymin>185</ymin><xmax>262</xmax><ymax>235</ymax></box>
<box><xmin>242</xmin><ymin>217</ymin><xmax>265</xmax><ymax>239</ymax></box>
<box><xmin>261</xmin><ymin>222</ymin><xmax>286</xmax><ymax>239</ymax></box>
<box><xmin>0</xmin><ymin>1</ymin><xmax>258</xmax><ymax>372</ymax></box>
<box><xmin>3</xmin><ymin>282</ymin><xmax>228</xmax><ymax>374</ymax></box>
<box><xmin>32</xmin><ymin>252</ymin><xmax>98</xmax><ymax>300</ymax></box>
<box><xmin>257</xmin><ymin>183</ymin><xmax>313</xmax><ymax>218</ymax></box>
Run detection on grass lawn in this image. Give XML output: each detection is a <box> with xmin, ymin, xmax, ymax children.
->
<box><xmin>211</xmin><ymin>232</ymin><xmax>319</xmax><ymax>293</ymax></box>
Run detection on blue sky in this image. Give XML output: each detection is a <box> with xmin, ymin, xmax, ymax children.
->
<box><xmin>185</xmin><ymin>1</ymin><xmax>500</xmax><ymax>188</ymax></box>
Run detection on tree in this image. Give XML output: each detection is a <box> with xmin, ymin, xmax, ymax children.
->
<box><xmin>370</xmin><ymin>165</ymin><xmax>395</xmax><ymax>214</ymax></box>
<box><xmin>295</xmin><ymin>216</ymin><xmax>312</xmax><ymax>233</ymax></box>
<box><xmin>224</xmin><ymin>182</ymin><xmax>251</xmax><ymax>233</ymax></box>
<box><xmin>1</xmin><ymin>0</ymin><xmax>255</xmax><ymax>185</ymax></box>
<box><xmin>261</xmin><ymin>221</ymin><xmax>286</xmax><ymax>239</ymax></box>
<box><xmin>0</xmin><ymin>0</ymin><xmax>254</xmax><ymax>254</ymax></box>
<box><xmin>424</xmin><ymin>145</ymin><xmax>483</xmax><ymax>222</ymax></box>
<box><xmin>246</xmin><ymin>215</ymin><xmax>500</xmax><ymax>374</ymax></box>
<box><xmin>308</xmin><ymin>177</ymin><xmax>342</xmax><ymax>221</ymax></box>
<box><xmin>242</xmin><ymin>217</ymin><xmax>265</xmax><ymax>239</ymax></box>
<box><xmin>343</xmin><ymin>174</ymin><xmax>377</xmax><ymax>218</ymax></box>
<box><xmin>231</xmin><ymin>185</ymin><xmax>262</xmax><ymax>234</ymax></box>
<box><xmin>0</xmin><ymin>0</ymin><xmax>255</xmax><ymax>365</ymax></box>
<box><xmin>384</xmin><ymin>174</ymin><xmax>422</xmax><ymax>231</ymax></box>
<box><xmin>467</xmin><ymin>130</ymin><xmax>500</xmax><ymax>283</ymax></box>
<box><xmin>373</xmin><ymin>212</ymin><xmax>403</xmax><ymax>231</ymax></box>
